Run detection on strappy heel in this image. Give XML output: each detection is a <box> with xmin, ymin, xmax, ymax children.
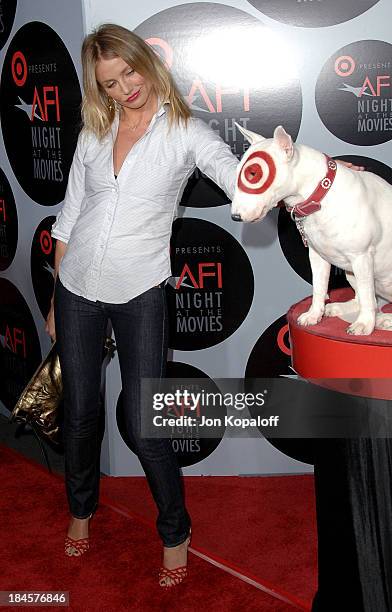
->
<box><xmin>64</xmin><ymin>512</ymin><xmax>93</xmax><ymax>557</ymax></box>
<box><xmin>158</xmin><ymin>529</ymin><xmax>192</xmax><ymax>588</ymax></box>
<box><xmin>158</xmin><ymin>565</ymin><xmax>188</xmax><ymax>587</ymax></box>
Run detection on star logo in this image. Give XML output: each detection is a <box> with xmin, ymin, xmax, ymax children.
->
<box><xmin>43</xmin><ymin>261</ymin><xmax>55</xmax><ymax>277</ymax></box>
<box><xmin>338</xmin><ymin>83</ymin><xmax>371</xmax><ymax>98</ymax></box>
<box><xmin>14</xmin><ymin>96</ymin><xmax>43</xmax><ymax>120</ymax></box>
<box><xmin>167</xmin><ymin>276</ymin><xmax>196</xmax><ymax>290</ymax></box>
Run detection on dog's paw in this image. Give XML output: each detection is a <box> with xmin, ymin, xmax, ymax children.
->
<box><xmin>324</xmin><ymin>303</ymin><xmax>343</xmax><ymax>317</ymax></box>
<box><xmin>325</xmin><ymin>299</ymin><xmax>358</xmax><ymax>318</ymax></box>
<box><xmin>375</xmin><ymin>313</ymin><xmax>392</xmax><ymax>331</ymax></box>
<box><xmin>346</xmin><ymin>319</ymin><xmax>375</xmax><ymax>335</ymax></box>
<box><xmin>297</xmin><ymin>309</ymin><xmax>323</xmax><ymax>326</ymax></box>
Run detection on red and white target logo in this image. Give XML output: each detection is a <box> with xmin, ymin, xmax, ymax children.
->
<box><xmin>334</xmin><ymin>55</ymin><xmax>355</xmax><ymax>78</ymax></box>
<box><xmin>39</xmin><ymin>230</ymin><xmax>53</xmax><ymax>255</ymax></box>
<box><xmin>237</xmin><ymin>151</ymin><xmax>276</xmax><ymax>195</ymax></box>
<box><xmin>11</xmin><ymin>51</ymin><xmax>28</xmax><ymax>87</ymax></box>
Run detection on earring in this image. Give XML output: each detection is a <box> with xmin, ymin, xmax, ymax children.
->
<box><xmin>107</xmin><ymin>96</ymin><xmax>115</xmax><ymax>112</ymax></box>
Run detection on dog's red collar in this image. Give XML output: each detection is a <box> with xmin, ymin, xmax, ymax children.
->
<box><xmin>286</xmin><ymin>155</ymin><xmax>337</xmax><ymax>219</ymax></box>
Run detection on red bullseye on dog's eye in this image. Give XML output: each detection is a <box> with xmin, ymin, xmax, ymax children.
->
<box><xmin>244</xmin><ymin>163</ymin><xmax>263</xmax><ymax>183</ymax></box>
<box><xmin>238</xmin><ymin>151</ymin><xmax>276</xmax><ymax>195</ymax></box>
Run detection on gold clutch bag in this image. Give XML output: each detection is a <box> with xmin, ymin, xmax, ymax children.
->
<box><xmin>9</xmin><ymin>337</ymin><xmax>115</xmax><ymax>446</ymax></box>
<box><xmin>10</xmin><ymin>342</ymin><xmax>62</xmax><ymax>445</ymax></box>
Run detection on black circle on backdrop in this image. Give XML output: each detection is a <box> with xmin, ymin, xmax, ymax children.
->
<box><xmin>316</xmin><ymin>40</ymin><xmax>392</xmax><ymax>146</ymax></box>
<box><xmin>167</xmin><ymin>218</ymin><xmax>254</xmax><ymax>350</ymax></box>
<box><xmin>0</xmin><ymin>21</ymin><xmax>82</xmax><ymax>205</ymax></box>
<box><xmin>116</xmin><ymin>361</ymin><xmax>224</xmax><ymax>468</ymax></box>
<box><xmin>278</xmin><ymin>154</ymin><xmax>392</xmax><ymax>286</ymax></box>
<box><xmin>0</xmin><ymin>278</ymin><xmax>41</xmax><ymax>411</ymax></box>
<box><xmin>246</xmin><ymin>316</ymin><xmax>314</xmax><ymax>465</ymax></box>
<box><xmin>31</xmin><ymin>216</ymin><xmax>56</xmax><ymax>318</ymax></box>
<box><xmin>135</xmin><ymin>2</ymin><xmax>302</xmax><ymax>207</ymax></box>
<box><xmin>0</xmin><ymin>167</ymin><xmax>18</xmax><ymax>271</ymax></box>
<box><xmin>246</xmin><ymin>315</ymin><xmax>293</xmax><ymax>379</ymax></box>
<box><xmin>246</xmin><ymin>0</ymin><xmax>380</xmax><ymax>28</ymax></box>
<box><xmin>0</xmin><ymin>1</ymin><xmax>17</xmax><ymax>50</ymax></box>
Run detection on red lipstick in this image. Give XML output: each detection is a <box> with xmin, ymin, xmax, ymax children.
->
<box><xmin>127</xmin><ymin>89</ymin><xmax>140</xmax><ymax>102</ymax></box>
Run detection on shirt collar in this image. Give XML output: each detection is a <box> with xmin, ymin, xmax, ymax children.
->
<box><xmin>111</xmin><ymin>97</ymin><xmax>168</xmax><ymax>134</ymax></box>
<box><xmin>157</xmin><ymin>98</ymin><xmax>169</xmax><ymax>117</ymax></box>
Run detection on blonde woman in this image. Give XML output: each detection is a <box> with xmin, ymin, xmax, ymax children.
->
<box><xmin>45</xmin><ymin>23</ymin><xmax>238</xmax><ymax>587</ymax></box>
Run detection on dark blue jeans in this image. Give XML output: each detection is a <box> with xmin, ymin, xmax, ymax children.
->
<box><xmin>54</xmin><ymin>277</ymin><xmax>191</xmax><ymax>547</ymax></box>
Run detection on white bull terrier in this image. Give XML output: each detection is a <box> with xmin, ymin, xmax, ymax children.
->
<box><xmin>231</xmin><ymin>124</ymin><xmax>392</xmax><ymax>335</ymax></box>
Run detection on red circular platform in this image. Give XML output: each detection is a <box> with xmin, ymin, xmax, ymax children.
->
<box><xmin>287</xmin><ymin>288</ymin><xmax>392</xmax><ymax>400</ymax></box>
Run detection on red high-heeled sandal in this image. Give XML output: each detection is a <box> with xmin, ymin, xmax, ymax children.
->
<box><xmin>158</xmin><ymin>529</ymin><xmax>192</xmax><ymax>588</ymax></box>
<box><xmin>64</xmin><ymin>512</ymin><xmax>93</xmax><ymax>557</ymax></box>
<box><xmin>158</xmin><ymin>565</ymin><xmax>188</xmax><ymax>587</ymax></box>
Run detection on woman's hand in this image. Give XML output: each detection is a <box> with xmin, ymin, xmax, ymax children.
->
<box><xmin>45</xmin><ymin>302</ymin><xmax>56</xmax><ymax>342</ymax></box>
<box><xmin>336</xmin><ymin>160</ymin><xmax>365</xmax><ymax>172</ymax></box>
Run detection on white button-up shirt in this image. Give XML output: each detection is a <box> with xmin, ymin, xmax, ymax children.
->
<box><xmin>51</xmin><ymin>102</ymin><xmax>238</xmax><ymax>303</ymax></box>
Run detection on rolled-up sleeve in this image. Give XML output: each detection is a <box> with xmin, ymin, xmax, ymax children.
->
<box><xmin>186</xmin><ymin>118</ymin><xmax>238</xmax><ymax>200</ymax></box>
<box><xmin>51</xmin><ymin>130</ymin><xmax>87</xmax><ymax>244</ymax></box>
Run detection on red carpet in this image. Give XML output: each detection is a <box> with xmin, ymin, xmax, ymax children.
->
<box><xmin>101</xmin><ymin>473</ymin><xmax>317</xmax><ymax>606</ymax></box>
<box><xmin>0</xmin><ymin>444</ymin><xmax>316</xmax><ymax>610</ymax></box>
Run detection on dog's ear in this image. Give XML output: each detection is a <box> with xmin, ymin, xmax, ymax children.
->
<box><xmin>274</xmin><ymin>126</ymin><xmax>294</xmax><ymax>161</ymax></box>
<box><xmin>235</xmin><ymin>122</ymin><xmax>265</xmax><ymax>145</ymax></box>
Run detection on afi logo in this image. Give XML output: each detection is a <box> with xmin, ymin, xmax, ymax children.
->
<box><xmin>32</xmin><ymin>86</ymin><xmax>60</xmax><ymax>121</ymax></box>
<box><xmin>146</xmin><ymin>37</ymin><xmax>249</xmax><ymax>113</ymax></box>
<box><xmin>1</xmin><ymin>324</ymin><xmax>27</xmax><ymax>358</ymax></box>
<box><xmin>11</xmin><ymin>50</ymin><xmax>61</xmax><ymax>121</ymax></box>
<box><xmin>186</xmin><ymin>80</ymin><xmax>249</xmax><ymax>113</ymax></box>
<box><xmin>176</xmin><ymin>262</ymin><xmax>223</xmax><ymax>289</ymax></box>
<box><xmin>359</xmin><ymin>75</ymin><xmax>390</xmax><ymax>97</ymax></box>
<box><xmin>0</xmin><ymin>198</ymin><xmax>6</xmax><ymax>223</ymax></box>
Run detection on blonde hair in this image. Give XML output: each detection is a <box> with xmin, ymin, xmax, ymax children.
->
<box><xmin>81</xmin><ymin>23</ymin><xmax>191</xmax><ymax>139</ymax></box>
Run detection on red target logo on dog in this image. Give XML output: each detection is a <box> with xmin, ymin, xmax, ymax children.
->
<box><xmin>237</xmin><ymin>151</ymin><xmax>276</xmax><ymax>195</ymax></box>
